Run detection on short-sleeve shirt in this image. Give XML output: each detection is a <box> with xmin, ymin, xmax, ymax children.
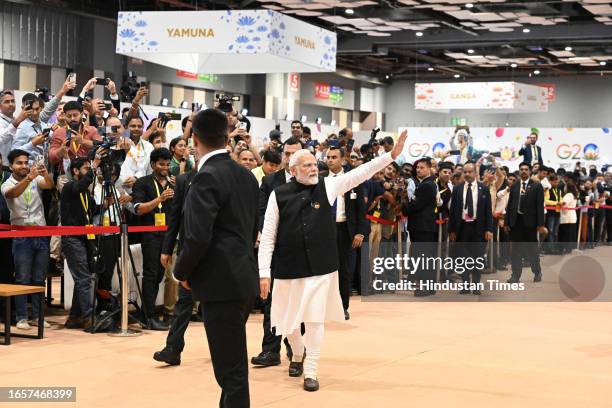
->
<box><xmin>0</xmin><ymin>175</ymin><xmax>46</xmax><ymax>226</ymax></box>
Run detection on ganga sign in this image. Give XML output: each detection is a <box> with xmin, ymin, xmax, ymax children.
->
<box><xmin>415</xmin><ymin>82</ymin><xmax>549</xmax><ymax>113</ymax></box>
<box><xmin>116</xmin><ymin>10</ymin><xmax>336</xmax><ymax>74</ymax></box>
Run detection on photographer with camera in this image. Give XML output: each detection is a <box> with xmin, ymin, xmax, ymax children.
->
<box><xmin>0</xmin><ymin>90</ymin><xmax>32</xmax><ymax>163</ymax></box>
<box><xmin>60</xmin><ymin>153</ymin><xmax>104</xmax><ymax>329</ymax></box>
<box><xmin>49</xmin><ymin>101</ymin><xmax>101</xmax><ymax>171</ymax></box>
<box><xmin>12</xmin><ymin>76</ymin><xmax>76</xmax><ymax>162</ymax></box>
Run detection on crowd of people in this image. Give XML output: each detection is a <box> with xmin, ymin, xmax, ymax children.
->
<box><xmin>1</xmin><ymin>77</ymin><xmax>612</xmax><ymax>402</ymax></box>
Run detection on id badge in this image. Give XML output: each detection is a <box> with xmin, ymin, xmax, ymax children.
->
<box><xmin>555</xmin><ymin>204</ymin><xmax>561</xmax><ymax>213</ymax></box>
<box><xmin>155</xmin><ymin>212</ymin><xmax>166</xmax><ymax>227</ymax></box>
<box><xmin>372</xmin><ymin>211</ymin><xmax>381</xmax><ymax>223</ymax></box>
<box><xmin>350</xmin><ymin>191</ymin><xmax>357</xmax><ymax>200</ymax></box>
<box><xmin>86</xmin><ymin>224</ymin><xmax>95</xmax><ymax>240</ymax></box>
<box><xmin>595</xmin><ymin>202</ymin><xmax>600</xmax><ymax>209</ymax></box>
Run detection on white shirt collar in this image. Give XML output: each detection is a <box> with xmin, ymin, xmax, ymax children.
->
<box><xmin>329</xmin><ymin>168</ymin><xmax>344</xmax><ymax>176</ymax></box>
<box><xmin>197</xmin><ymin>149</ymin><xmax>228</xmax><ymax>171</ymax></box>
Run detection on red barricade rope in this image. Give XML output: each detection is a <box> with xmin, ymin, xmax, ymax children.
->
<box><xmin>0</xmin><ymin>224</ymin><xmax>167</xmax><ymax>238</ymax></box>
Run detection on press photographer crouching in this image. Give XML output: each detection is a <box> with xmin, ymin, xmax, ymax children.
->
<box><xmin>60</xmin><ymin>153</ymin><xmax>104</xmax><ymax>330</ymax></box>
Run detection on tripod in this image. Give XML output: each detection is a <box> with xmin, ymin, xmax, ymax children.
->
<box><xmin>86</xmin><ymin>167</ymin><xmax>145</xmax><ymax>335</ymax></box>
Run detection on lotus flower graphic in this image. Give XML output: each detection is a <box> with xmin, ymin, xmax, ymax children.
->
<box><xmin>252</xmin><ymin>37</ymin><xmax>261</xmax><ymax>42</ymax></box>
<box><xmin>583</xmin><ymin>144</ymin><xmax>600</xmax><ymax>160</ymax></box>
<box><xmin>236</xmin><ymin>36</ymin><xmax>249</xmax><ymax>44</ymax></box>
<box><xmin>135</xmin><ymin>20</ymin><xmax>147</xmax><ymax>27</ymax></box>
<box><xmin>432</xmin><ymin>143</ymin><xmax>446</xmax><ymax>158</ymax></box>
<box><xmin>324</xmin><ymin>36</ymin><xmax>332</xmax><ymax>45</ymax></box>
<box><xmin>270</xmin><ymin>29</ymin><xmax>280</xmax><ymax>39</ymax></box>
<box><xmin>119</xmin><ymin>28</ymin><xmax>137</xmax><ymax>38</ymax></box>
<box><xmin>257</xmin><ymin>25</ymin><xmax>268</xmax><ymax>32</ymax></box>
<box><xmin>238</xmin><ymin>16</ymin><xmax>255</xmax><ymax>26</ymax></box>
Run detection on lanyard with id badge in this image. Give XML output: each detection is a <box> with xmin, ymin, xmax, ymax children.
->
<box><xmin>23</xmin><ymin>182</ymin><xmax>36</xmax><ymax>225</ymax></box>
<box><xmin>80</xmin><ymin>192</ymin><xmax>96</xmax><ymax>240</ymax></box>
<box><xmin>153</xmin><ymin>179</ymin><xmax>167</xmax><ymax>227</ymax></box>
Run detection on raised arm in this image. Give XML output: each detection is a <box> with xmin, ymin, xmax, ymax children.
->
<box><xmin>325</xmin><ymin>130</ymin><xmax>407</xmax><ymax>204</ymax></box>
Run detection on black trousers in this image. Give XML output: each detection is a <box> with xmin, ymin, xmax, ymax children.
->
<box><xmin>202</xmin><ymin>297</ymin><xmax>255</xmax><ymax>408</ymax></box>
<box><xmin>141</xmin><ymin>232</ymin><xmax>165</xmax><ymax>319</ymax></box>
<box><xmin>336</xmin><ymin>222</ymin><xmax>352</xmax><ymax>311</ymax></box>
<box><xmin>606</xmin><ymin>210</ymin><xmax>612</xmax><ymax>242</ymax></box>
<box><xmin>0</xmin><ymin>236</ymin><xmax>14</xmax><ymax>323</ymax></box>
<box><xmin>409</xmin><ymin>230</ymin><xmax>437</xmax><ymax>285</ymax></box>
<box><xmin>166</xmin><ymin>284</ymin><xmax>194</xmax><ymax>353</ymax></box>
<box><xmin>261</xmin><ymin>280</ymin><xmax>292</xmax><ymax>356</ymax></box>
<box><xmin>593</xmin><ymin>208</ymin><xmax>606</xmax><ymax>242</ymax></box>
<box><xmin>457</xmin><ymin>222</ymin><xmax>487</xmax><ymax>285</ymax></box>
<box><xmin>509</xmin><ymin>216</ymin><xmax>541</xmax><ymax>280</ymax></box>
<box><xmin>99</xmin><ymin>235</ymin><xmax>120</xmax><ymax>291</ymax></box>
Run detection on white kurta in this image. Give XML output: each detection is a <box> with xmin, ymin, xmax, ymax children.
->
<box><xmin>259</xmin><ymin>153</ymin><xmax>394</xmax><ymax>335</ymax></box>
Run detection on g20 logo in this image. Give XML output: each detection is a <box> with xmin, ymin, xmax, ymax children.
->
<box><xmin>556</xmin><ymin>143</ymin><xmax>600</xmax><ymax>160</ymax></box>
<box><xmin>556</xmin><ymin>144</ymin><xmax>580</xmax><ymax>160</ymax></box>
<box><xmin>408</xmin><ymin>143</ymin><xmax>431</xmax><ymax>157</ymax></box>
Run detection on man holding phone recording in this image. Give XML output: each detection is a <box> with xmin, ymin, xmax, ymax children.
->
<box><xmin>49</xmin><ymin>101</ymin><xmax>101</xmax><ymax>170</ymax></box>
<box><xmin>0</xmin><ymin>90</ymin><xmax>32</xmax><ymax>164</ymax></box>
<box><xmin>12</xmin><ymin>76</ymin><xmax>76</xmax><ymax>162</ymax></box>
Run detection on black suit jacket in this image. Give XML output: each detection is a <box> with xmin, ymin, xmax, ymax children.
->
<box><xmin>341</xmin><ymin>184</ymin><xmax>369</xmax><ymax>238</ymax></box>
<box><xmin>401</xmin><ymin>176</ymin><xmax>437</xmax><ymax>233</ymax></box>
<box><xmin>448</xmin><ymin>182</ymin><xmax>494</xmax><ymax>239</ymax></box>
<box><xmin>505</xmin><ymin>178</ymin><xmax>545</xmax><ymax>229</ymax></box>
<box><xmin>259</xmin><ymin>169</ymin><xmax>288</xmax><ymax>231</ymax></box>
<box><xmin>162</xmin><ymin>171</ymin><xmax>195</xmax><ymax>255</ymax></box>
<box><xmin>518</xmin><ymin>144</ymin><xmax>543</xmax><ymax>165</ymax></box>
<box><xmin>173</xmin><ymin>153</ymin><xmax>260</xmax><ymax>302</ymax></box>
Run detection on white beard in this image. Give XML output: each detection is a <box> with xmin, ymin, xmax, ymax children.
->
<box><xmin>296</xmin><ymin>174</ymin><xmax>318</xmax><ymax>185</ymax></box>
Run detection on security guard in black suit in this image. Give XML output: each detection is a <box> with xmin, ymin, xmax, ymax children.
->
<box><xmin>325</xmin><ymin>146</ymin><xmax>368</xmax><ymax>320</ymax></box>
<box><xmin>448</xmin><ymin>162</ymin><xmax>494</xmax><ymax>294</ymax></box>
<box><xmin>505</xmin><ymin>162</ymin><xmax>547</xmax><ymax>283</ymax></box>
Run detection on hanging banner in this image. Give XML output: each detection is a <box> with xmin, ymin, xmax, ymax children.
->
<box><xmin>116</xmin><ymin>10</ymin><xmax>337</xmax><ymax>74</ymax></box>
<box><xmin>415</xmin><ymin>82</ymin><xmax>549</xmax><ymax>112</ymax></box>
<box><xmin>397</xmin><ymin>127</ymin><xmax>612</xmax><ymax>170</ymax></box>
<box><xmin>289</xmin><ymin>73</ymin><xmax>300</xmax><ymax>93</ymax></box>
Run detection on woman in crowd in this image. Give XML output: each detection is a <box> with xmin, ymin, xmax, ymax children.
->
<box><xmin>559</xmin><ymin>174</ymin><xmax>578</xmax><ymax>254</ymax></box>
<box><xmin>168</xmin><ymin>137</ymin><xmax>193</xmax><ymax>177</ymax></box>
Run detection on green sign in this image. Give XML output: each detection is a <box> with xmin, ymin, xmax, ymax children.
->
<box><xmin>451</xmin><ymin>117</ymin><xmax>467</xmax><ymax>126</ymax></box>
<box><xmin>197</xmin><ymin>74</ymin><xmax>219</xmax><ymax>83</ymax></box>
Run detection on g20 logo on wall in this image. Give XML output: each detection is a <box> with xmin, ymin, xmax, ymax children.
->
<box><xmin>408</xmin><ymin>143</ymin><xmax>431</xmax><ymax>157</ymax></box>
<box><xmin>431</xmin><ymin>142</ymin><xmax>447</xmax><ymax>158</ymax></box>
<box><xmin>556</xmin><ymin>143</ymin><xmax>600</xmax><ymax>160</ymax></box>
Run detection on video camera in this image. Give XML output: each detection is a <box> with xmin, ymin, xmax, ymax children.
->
<box><xmin>120</xmin><ymin>72</ymin><xmax>147</xmax><ymax>102</ymax></box>
<box><xmin>369</xmin><ymin>127</ymin><xmax>381</xmax><ymax>144</ymax></box>
<box><xmin>35</xmin><ymin>87</ymin><xmax>52</xmax><ymax>102</ymax></box>
<box><xmin>216</xmin><ymin>93</ymin><xmax>240</xmax><ymax>113</ymax></box>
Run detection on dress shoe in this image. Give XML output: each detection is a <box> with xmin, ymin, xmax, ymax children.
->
<box><xmin>145</xmin><ymin>318</ymin><xmax>169</xmax><ymax>331</ymax></box>
<box><xmin>251</xmin><ymin>351</ymin><xmax>281</xmax><ymax>367</ymax></box>
<box><xmin>495</xmin><ymin>264</ymin><xmax>508</xmax><ymax>271</ymax></box>
<box><xmin>533</xmin><ymin>274</ymin><xmax>542</xmax><ymax>282</ymax></box>
<box><xmin>153</xmin><ymin>347</ymin><xmax>181</xmax><ymax>366</ymax></box>
<box><xmin>303</xmin><ymin>378</ymin><xmax>319</xmax><ymax>392</ymax></box>
<box><xmin>414</xmin><ymin>290</ymin><xmax>431</xmax><ymax>297</ymax></box>
<box><xmin>289</xmin><ymin>361</ymin><xmax>303</xmax><ymax>377</ymax></box>
<box><xmin>64</xmin><ymin>316</ymin><xmax>84</xmax><ymax>329</ymax></box>
<box><xmin>472</xmin><ymin>290</ymin><xmax>481</xmax><ymax>295</ymax></box>
<box><xmin>344</xmin><ymin>310</ymin><xmax>350</xmax><ymax>320</ymax></box>
<box><xmin>506</xmin><ymin>278</ymin><xmax>520</xmax><ymax>284</ymax></box>
<box><xmin>459</xmin><ymin>289</ymin><xmax>471</xmax><ymax>295</ymax></box>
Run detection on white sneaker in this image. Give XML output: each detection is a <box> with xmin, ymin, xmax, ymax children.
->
<box><xmin>30</xmin><ymin>319</ymin><xmax>51</xmax><ymax>328</ymax></box>
<box><xmin>16</xmin><ymin>319</ymin><xmax>31</xmax><ymax>330</ymax></box>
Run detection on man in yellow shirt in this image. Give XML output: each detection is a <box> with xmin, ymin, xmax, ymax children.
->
<box><xmin>252</xmin><ymin>150</ymin><xmax>281</xmax><ymax>186</ymax></box>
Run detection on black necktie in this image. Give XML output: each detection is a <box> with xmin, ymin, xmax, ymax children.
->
<box><xmin>519</xmin><ymin>181</ymin><xmax>528</xmax><ymax>213</ymax></box>
<box><xmin>465</xmin><ymin>183</ymin><xmax>474</xmax><ymax>218</ymax></box>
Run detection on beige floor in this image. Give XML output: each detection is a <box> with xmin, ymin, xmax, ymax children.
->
<box><xmin>2</xmin><ymin>253</ymin><xmax>612</xmax><ymax>407</ymax></box>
